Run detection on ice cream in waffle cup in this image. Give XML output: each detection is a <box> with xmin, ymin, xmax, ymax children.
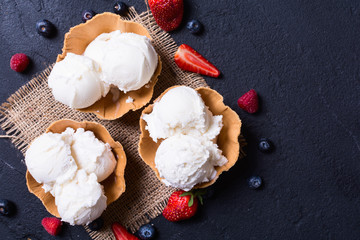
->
<box><xmin>26</xmin><ymin>119</ymin><xmax>127</xmax><ymax>217</ymax></box>
<box><xmin>55</xmin><ymin>12</ymin><xmax>162</xmax><ymax>120</ymax></box>
<box><xmin>138</xmin><ymin>85</ymin><xmax>242</xmax><ymax>189</ymax></box>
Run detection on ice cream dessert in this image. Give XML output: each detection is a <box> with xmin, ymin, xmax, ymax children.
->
<box><xmin>25</xmin><ymin>130</ymin><xmax>77</xmax><ymax>194</ymax></box>
<box><xmin>139</xmin><ymin>86</ymin><xmax>242</xmax><ymax>190</ymax></box>
<box><xmin>48</xmin><ymin>32</ymin><xmax>157</xmax><ymax>109</ymax></box>
<box><xmin>139</xmin><ymin>86</ymin><xmax>237</xmax><ymax>190</ymax></box>
<box><xmin>25</xmin><ymin>121</ymin><xmax>124</xmax><ymax>225</ymax></box>
<box><xmin>84</xmin><ymin>31</ymin><xmax>158</xmax><ymax>93</ymax></box>
<box><xmin>52</xmin><ymin>13</ymin><xmax>162</xmax><ymax>120</ymax></box>
<box><xmin>48</xmin><ymin>53</ymin><xmax>110</xmax><ymax>109</ymax></box>
<box><xmin>142</xmin><ymin>86</ymin><xmax>223</xmax><ymax>142</ymax></box>
<box><xmin>155</xmin><ymin>134</ymin><xmax>227</xmax><ymax>191</ymax></box>
<box><xmin>53</xmin><ymin>170</ymin><xmax>107</xmax><ymax>225</ymax></box>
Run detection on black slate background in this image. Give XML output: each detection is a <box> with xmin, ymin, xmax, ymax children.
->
<box><xmin>0</xmin><ymin>0</ymin><xmax>359</xmax><ymax>239</ymax></box>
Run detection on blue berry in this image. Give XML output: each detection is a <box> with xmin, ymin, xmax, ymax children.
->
<box><xmin>88</xmin><ymin>217</ymin><xmax>104</xmax><ymax>231</ymax></box>
<box><xmin>186</xmin><ymin>20</ymin><xmax>202</xmax><ymax>34</ymax></box>
<box><xmin>138</xmin><ymin>224</ymin><xmax>156</xmax><ymax>240</ymax></box>
<box><xmin>82</xmin><ymin>10</ymin><xmax>96</xmax><ymax>23</ymax></box>
<box><xmin>247</xmin><ymin>176</ymin><xmax>262</xmax><ymax>189</ymax></box>
<box><xmin>113</xmin><ymin>2</ymin><xmax>129</xmax><ymax>16</ymax></box>
<box><xmin>258</xmin><ymin>138</ymin><xmax>273</xmax><ymax>153</ymax></box>
<box><xmin>36</xmin><ymin>20</ymin><xmax>56</xmax><ymax>38</ymax></box>
<box><xmin>0</xmin><ymin>199</ymin><xmax>15</xmax><ymax>216</ymax></box>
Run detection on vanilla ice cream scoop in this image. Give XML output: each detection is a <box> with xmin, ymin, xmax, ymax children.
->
<box><xmin>48</xmin><ymin>53</ymin><xmax>110</xmax><ymax>109</ymax></box>
<box><xmin>155</xmin><ymin>134</ymin><xmax>227</xmax><ymax>191</ymax></box>
<box><xmin>25</xmin><ymin>131</ymin><xmax>78</xmax><ymax>194</ymax></box>
<box><xmin>84</xmin><ymin>31</ymin><xmax>158</xmax><ymax>93</ymax></box>
<box><xmin>53</xmin><ymin>170</ymin><xmax>107</xmax><ymax>225</ymax></box>
<box><xmin>142</xmin><ymin>86</ymin><xmax>223</xmax><ymax>142</ymax></box>
<box><xmin>71</xmin><ymin>128</ymin><xmax>116</xmax><ymax>182</ymax></box>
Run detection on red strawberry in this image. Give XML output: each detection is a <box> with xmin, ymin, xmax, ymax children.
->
<box><xmin>10</xmin><ymin>53</ymin><xmax>30</xmax><ymax>72</ymax></box>
<box><xmin>148</xmin><ymin>0</ymin><xmax>183</xmax><ymax>32</ymax></box>
<box><xmin>174</xmin><ymin>44</ymin><xmax>220</xmax><ymax>78</ymax></box>
<box><xmin>162</xmin><ymin>190</ymin><xmax>205</xmax><ymax>222</ymax></box>
<box><xmin>41</xmin><ymin>217</ymin><xmax>62</xmax><ymax>236</ymax></box>
<box><xmin>112</xmin><ymin>222</ymin><xmax>139</xmax><ymax>240</ymax></box>
<box><xmin>237</xmin><ymin>89</ymin><xmax>259</xmax><ymax>113</ymax></box>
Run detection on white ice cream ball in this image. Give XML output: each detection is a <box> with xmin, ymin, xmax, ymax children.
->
<box><xmin>142</xmin><ymin>86</ymin><xmax>223</xmax><ymax>142</ymax></box>
<box><xmin>25</xmin><ymin>132</ymin><xmax>78</xmax><ymax>194</ymax></box>
<box><xmin>84</xmin><ymin>31</ymin><xmax>158</xmax><ymax>93</ymax></box>
<box><xmin>53</xmin><ymin>170</ymin><xmax>107</xmax><ymax>225</ymax></box>
<box><xmin>155</xmin><ymin>134</ymin><xmax>227</xmax><ymax>191</ymax></box>
<box><xmin>71</xmin><ymin>128</ymin><xmax>116</xmax><ymax>182</ymax></box>
<box><xmin>48</xmin><ymin>53</ymin><xmax>110</xmax><ymax>109</ymax></box>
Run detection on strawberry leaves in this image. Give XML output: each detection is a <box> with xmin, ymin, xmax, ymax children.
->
<box><xmin>179</xmin><ymin>189</ymin><xmax>206</xmax><ymax>207</ymax></box>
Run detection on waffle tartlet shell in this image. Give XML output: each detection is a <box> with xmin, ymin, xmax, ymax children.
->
<box><xmin>55</xmin><ymin>12</ymin><xmax>162</xmax><ymax>120</ymax></box>
<box><xmin>139</xmin><ymin>86</ymin><xmax>242</xmax><ymax>189</ymax></box>
<box><xmin>26</xmin><ymin>119</ymin><xmax>127</xmax><ymax>217</ymax></box>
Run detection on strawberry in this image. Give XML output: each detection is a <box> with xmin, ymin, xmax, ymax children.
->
<box><xmin>41</xmin><ymin>217</ymin><xmax>62</xmax><ymax>236</ymax></box>
<box><xmin>174</xmin><ymin>44</ymin><xmax>220</xmax><ymax>78</ymax></box>
<box><xmin>237</xmin><ymin>89</ymin><xmax>259</xmax><ymax>113</ymax></box>
<box><xmin>162</xmin><ymin>190</ymin><xmax>205</xmax><ymax>222</ymax></box>
<box><xmin>148</xmin><ymin>0</ymin><xmax>183</xmax><ymax>32</ymax></box>
<box><xmin>112</xmin><ymin>222</ymin><xmax>139</xmax><ymax>240</ymax></box>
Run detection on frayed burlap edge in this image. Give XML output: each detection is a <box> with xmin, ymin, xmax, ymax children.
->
<box><xmin>0</xmin><ymin>7</ymin><xmax>246</xmax><ymax>240</ymax></box>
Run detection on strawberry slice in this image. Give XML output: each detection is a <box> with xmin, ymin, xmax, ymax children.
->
<box><xmin>174</xmin><ymin>44</ymin><xmax>220</xmax><ymax>78</ymax></box>
<box><xmin>112</xmin><ymin>222</ymin><xmax>139</xmax><ymax>240</ymax></box>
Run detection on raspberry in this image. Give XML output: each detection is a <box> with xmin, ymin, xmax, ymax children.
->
<box><xmin>10</xmin><ymin>53</ymin><xmax>30</xmax><ymax>72</ymax></box>
<box><xmin>237</xmin><ymin>89</ymin><xmax>259</xmax><ymax>113</ymax></box>
<box><xmin>41</xmin><ymin>217</ymin><xmax>62</xmax><ymax>236</ymax></box>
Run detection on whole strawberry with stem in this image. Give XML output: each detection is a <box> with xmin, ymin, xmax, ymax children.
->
<box><xmin>162</xmin><ymin>190</ymin><xmax>205</xmax><ymax>222</ymax></box>
<box><xmin>148</xmin><ymin>0</ymin><xmax>184</xmax><ymax>32</ymax></box>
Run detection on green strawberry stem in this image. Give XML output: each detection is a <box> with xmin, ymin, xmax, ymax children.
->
<box><xmin>180</xmin><ymin>189</ymin><xmax>207</xmax><ymax>207</ymax></box>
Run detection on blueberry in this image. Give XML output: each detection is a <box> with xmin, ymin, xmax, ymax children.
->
<box><xmin>186</xmin><ymin>20</ymin><xmax>203</xmax><ymax>34</ymax></box>
<box><xmin>247</xmin><ymin>176</ymin><xmax>262</xmax><ymax>189</ymax></box>
<box><xmin>258</xmin><ymin>138</ymin><xmax>273</xmax><ymax>153</ymax></box>
<box><xmin>82</xmin><ymin>10</ymin><xmax>96</xmax><ymax>23</ymax></box>
<box><xmin>88</xmin><ymin>217</ymin><xmax>104</xmax><ymax>231</ymax></box>
<box><xmin>0</xmin><ymin>199</ymin><xmax>15</xmax><ymax>216</ymax></box>
<box><xmin>138</xmin><ymin>224</ymin><xmax>156</xmax><ymax>240</ymax></box>
<box><xmin>36</xmin><ymin>20</ymin><xmax>56</xmax><ymax>38</ymax></box>
<box><xmin>113</xmin><ymin>1</ymin><xmax>129</xmax><ymax>16</ymax></box>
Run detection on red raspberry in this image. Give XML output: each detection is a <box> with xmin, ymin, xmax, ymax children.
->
<box><xmin>237</xmin><ymin>89</ymin><xmax>259</xmax><ymax>113</ymax></box>
<box><xmin>41</xmin><ymin>217</ymin><xmax>62</xmax><ymax>236</ymax></box>
<box><xmin>10</xmin><ymin>53</ymin><xmax>30</xmax><ymax>72</ymax></box>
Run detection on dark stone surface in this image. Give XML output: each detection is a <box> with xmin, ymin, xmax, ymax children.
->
<box><xmin>0</xmin><ymin>0</ymin><xmax>359</xmax><ymax>239</ymax></box>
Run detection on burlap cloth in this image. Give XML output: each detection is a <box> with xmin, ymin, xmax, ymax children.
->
<box><xmin>0</xmin><ymin>7</ymin><xmax>245</xmax><ymax>240</ymax></box>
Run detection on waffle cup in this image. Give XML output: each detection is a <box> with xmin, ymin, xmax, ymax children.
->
<box><xmin>139</xmin><ymin>86</ymin><xmax>242</xmax><ymax>189</ymax></box>
<box><xmin>26</xmin><ymin>119</ymin><xmax>127</xmax><ymax>217</ymax></box>
<box><xmin>55</xmin><ymin>12</ymin><xmax>162</xmax><ymax>120</ymax></box>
